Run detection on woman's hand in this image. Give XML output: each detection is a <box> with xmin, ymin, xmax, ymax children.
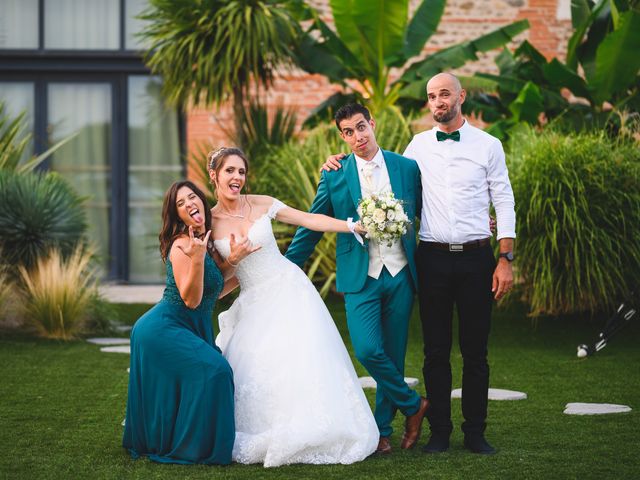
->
<box><xmin>354</xmin><ymin>222</ymin><xmax>367</xmax><ymax>235</ymax></box>
<box><xmin>176</xmin><ymin>226</ymin><xmax>211</xmax><ymax>260</ymax></box>
<box><xmin>227</xmin><ymin>233</ymin><xmax>261</xmax><ymax>266</ymax></box>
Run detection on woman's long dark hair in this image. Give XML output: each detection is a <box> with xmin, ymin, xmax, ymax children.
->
<box><xmin>159</xmin><ymin>180</ymin><xmax>213</xmax><ymax>262</ymax></box>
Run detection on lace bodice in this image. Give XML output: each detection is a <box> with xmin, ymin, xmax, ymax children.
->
<box><xmin>213</xmin><ymin>199</ymin><xmax>291</xmax><ymax>291</ymax></box>
<box><xmin>162</xmin><ymin>253</ymin><xmax>223</xmax><ymax>313</ymax></box>
<box><xmin>214</xmin><ymin>197</ymin><xmax>379</xmax><ymax>466</ymax></box>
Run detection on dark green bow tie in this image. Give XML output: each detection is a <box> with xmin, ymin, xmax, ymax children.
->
<box><xmin>436</xmin><ymin>130</ymin><xmax>460</xmax><ymax>142</ymax></box>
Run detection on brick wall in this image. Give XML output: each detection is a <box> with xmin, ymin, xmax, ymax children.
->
<box><xmin>186</xmin><ymin>0</ymin><xmax>572</xmax><ymax>155</ymax></box>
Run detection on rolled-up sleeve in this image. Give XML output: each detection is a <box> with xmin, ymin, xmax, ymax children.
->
<box><xmin>487</xmin><ymin>139</ymin><xmax>516</xmax><ymax>240</ymax></box>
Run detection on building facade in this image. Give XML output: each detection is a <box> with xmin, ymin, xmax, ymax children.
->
<box><xmin>1</xmin><ymin>0</ymin><xmax>572</xmax><ymax>283</ymax></box>
<box><xmin>0</xmin><ymin>0</ymin><xmax>184</xmax><ymax>282</ymax></box>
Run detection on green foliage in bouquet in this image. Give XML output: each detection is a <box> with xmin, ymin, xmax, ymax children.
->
<box><xmin>508</xmin><ymin>126</ymin><xmax>640</xmax><ymax>316</ymax></box>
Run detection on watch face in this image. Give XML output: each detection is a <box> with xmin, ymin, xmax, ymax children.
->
<box><xmin>500</xmin><ymin>252</ymin><xmax>514</xmax><ymax>261</ymax></box>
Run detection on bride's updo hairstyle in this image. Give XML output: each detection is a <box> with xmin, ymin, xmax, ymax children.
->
<box><xmin>207</xmin><ymin>147</ymin><xmax>250</xmax><ymax>193</ymax></box>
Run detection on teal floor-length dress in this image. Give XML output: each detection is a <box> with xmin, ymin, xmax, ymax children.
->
<box><xmin>123</xmin><ymin>254</ymin><xmax>235</xmax><ymax>465</ymax></box>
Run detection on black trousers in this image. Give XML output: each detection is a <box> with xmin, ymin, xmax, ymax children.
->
<box><xmin>416</xmin><ymin>242</ymin><xmax>496</xmax><ymax>437</ymax></box>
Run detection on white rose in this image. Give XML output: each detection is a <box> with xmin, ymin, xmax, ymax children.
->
<box><xmin>373</xmin><ymin>209</ymin><xmax>386</xmax><ymax>223</ymax></box>
<box><xmin>386</xmin><ymin>210</ymin><xmax>396</xmax><ymax>221</ymax></box>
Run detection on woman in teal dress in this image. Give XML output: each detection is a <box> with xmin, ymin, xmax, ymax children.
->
<box><xmin>123</xmin><ymin>180</ymin><xmax>254</xmax><ymax>465</ymax></box>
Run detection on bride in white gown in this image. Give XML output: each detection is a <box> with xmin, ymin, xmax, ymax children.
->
<box><xmin>207</xmin><ymin>147</ymin><xmax>379</xmax><ymax>467</ymax></box>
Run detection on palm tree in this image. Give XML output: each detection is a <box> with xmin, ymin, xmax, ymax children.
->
<box><xmin>140</xmin><ymin>0</ymin><xmax>302</xmax><ymax>148</ymax></box>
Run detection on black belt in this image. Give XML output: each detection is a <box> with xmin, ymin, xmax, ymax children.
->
<box><xmin>421</xmin><ymin>238</ymin><xmax>491</xmax><ymax>252</ymax></box>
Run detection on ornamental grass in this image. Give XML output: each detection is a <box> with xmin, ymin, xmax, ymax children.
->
<box><xmin>508</xmin><ymin>127</ymin><xmax>640</xmax><ymax>316</ymax></box>
<box><xmin>18</xmin><ymin>246</ymin><xmax>97</xmax><ymax>340</ymax></box>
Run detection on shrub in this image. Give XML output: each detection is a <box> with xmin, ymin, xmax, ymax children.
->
<box><xmin>18</xmin><ymin>246</ymin><xmax>97</xmax><ymax>339</ymax></box>
<box><xmin>508</xmin><ymin>127</ymin><xmax>640</xmax><ymax>316</ymax></box>
<box><xmin>0</xmin><ymin>170</ymin><xmax>87</xmax><ymax>269</ymax></box>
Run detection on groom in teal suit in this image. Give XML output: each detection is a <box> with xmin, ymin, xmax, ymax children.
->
<box><xmin>285</xmin><ymin>103</ymin><xmax>429</xmax><ymax>454</ymax></box>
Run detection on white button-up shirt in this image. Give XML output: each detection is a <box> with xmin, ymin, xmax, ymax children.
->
<box><xmin>403</xmin><ymin>120</ymin><xmax>516</xmax><ymax>243</ymax></box>
<box><xmin>354</xmin><ymin>149</ymin><xmax>408</xmax><ymax>279</ymax></box>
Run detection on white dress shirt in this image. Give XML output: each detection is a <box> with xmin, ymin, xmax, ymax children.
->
<box><xmin>354</xmin><ymin>149</ymin><xmax>408</xmax><ymax>279</ymax></box>
<box><xmin>403</xmin><ymin>120</ymin><xmax>516</xmax><ymax>243</ymax></box>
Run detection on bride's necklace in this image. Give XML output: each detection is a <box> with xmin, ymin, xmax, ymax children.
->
<box><xmin>219</xmin><ymin>197</ymin><xmax>245</xmax><ymax>219</ymax></box>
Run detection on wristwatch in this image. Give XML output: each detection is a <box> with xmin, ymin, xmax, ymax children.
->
<box><xmin>499</xmin><ymin>251</ymin><xmax>514</xmax><ymax>262</ymax></box>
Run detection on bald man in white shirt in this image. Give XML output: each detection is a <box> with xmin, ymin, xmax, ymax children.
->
<box><xmin>403</xmin><ymin>73</ymin><xmax>515</xmax><ymax>455</ymax></box>
<box><xmin>322</xmin><ymin>73</ymin><xmax>515</xmax><ymax>455</ymax></box>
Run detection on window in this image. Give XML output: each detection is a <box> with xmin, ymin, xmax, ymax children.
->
<box><xmin>0</xmin><ymin>0</ymin><xmax>38</xmax><ymax>49</ymax></box>
<box><xmin>0</xmin><ymin>0</ymin><xmax>152</xmax><ymax>51</ymax></box>
<box><xmin>0</xmin><ymin>1</ymin><xmax>184</xmax><ymax>282</ymax></box>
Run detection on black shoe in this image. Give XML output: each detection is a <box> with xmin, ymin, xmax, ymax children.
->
<box><xmin>463</xmin><ymin>435</ymin><xmax>496</xmax><ymax>455</ymax></box>
<box><xmin>421</xmin><ymin>434</ymin><xmax>449</xmax><ymax>453</ymax></box>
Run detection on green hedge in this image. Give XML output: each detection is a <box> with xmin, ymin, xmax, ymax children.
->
<box><xmin>508</xmin><ymin>127</ymin><xmax>640</xmax><ymax>316</ymax></box>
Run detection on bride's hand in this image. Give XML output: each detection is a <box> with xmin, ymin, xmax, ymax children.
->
<box><xmin>176</xmin><ymin>226</ymin><xmax>211</xmax><ymax>260</ymax></box>
<box><xmin>228</xmin><ymin>233</ymin><xmax>261</xmax><ymax>266</ymax></box>
<box><xmin>354</xmin><ymin>222</ymin><xmax>367</xmax><ymax>235</ymax></box>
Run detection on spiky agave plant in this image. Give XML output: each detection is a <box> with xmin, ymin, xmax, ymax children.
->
<box><xmin>18</xmin><ymin>246</ymin><xmax>97</xmax><ymax>340</ymax></box>
<box><xmin>0</xmin><ymin>170</ymin><xmax>86</xmax><ymax>270</ymax></box>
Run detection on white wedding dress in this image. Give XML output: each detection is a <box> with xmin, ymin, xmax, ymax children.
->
<box><xmin>214</xmin><ymin>199</ymin><xmax>378</xmax><ymax>467</ymax></box>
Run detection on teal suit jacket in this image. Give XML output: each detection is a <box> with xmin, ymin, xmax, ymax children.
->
<box><xmin>285</xmin><ymin>149</ymin><xmax>421</xmax><ymax>294</ymax></box>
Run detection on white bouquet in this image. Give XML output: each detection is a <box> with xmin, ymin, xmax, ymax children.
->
<box><xmin>357</xmin><ymin>191</ymin><xmax>410</xmax><ymax>247</ymax></box>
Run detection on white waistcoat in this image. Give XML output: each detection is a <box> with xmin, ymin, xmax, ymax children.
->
<box><xmin>356</xmin><ymin>152</ymin><xmax>408</xmax><ymax>279</ymax></box>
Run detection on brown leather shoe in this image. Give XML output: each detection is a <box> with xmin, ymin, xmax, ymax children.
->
<box><xmin>376</xmin><ymin>436</ymin><xmax>392</xmax><ymax>454</ymax></box>
<box><xmin>400</xmin><ymin>397</ymin><xmax>430</xmax><ymax>449</ymax></box>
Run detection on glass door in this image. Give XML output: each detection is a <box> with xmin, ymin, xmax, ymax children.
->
<box><xmin>127</xmin><ymin>75</ymin><xmax>182</xmax><ymax>282</ymax></box>
<box><xmin>47</xmin><ymin>82</ymin><xmax>113</xmax><ymax>274</ymax></box>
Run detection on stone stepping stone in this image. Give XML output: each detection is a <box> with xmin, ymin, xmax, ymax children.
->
<box><xmin>359</xmin><ymin>376</ymin><xmax>419</xmax><ymax>389</ymax></box>
<box><xmin>87</xmin><ymin>337</ymin><xmax>130</xmax><ymax>345</ymax></box>
<box><xmin>451</xmin><ymin>388</ymin><xmax>527</xmax><ymax>400</ymax></box>
<box><xmin>564</xmin><ymin>403</ymin><xmax>632</xmax><ymax>415</ymax></box>
<box><xmin>100</xmin><ymin>345</ymin><xmax>131</xmax><ymax>354</ymax></box>
<box><xmin>114</xmin><ymin>325</ymin><xmax>132</xmax><ymax>333</ymax></box>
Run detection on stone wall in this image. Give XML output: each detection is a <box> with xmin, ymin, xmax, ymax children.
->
<box><xmin>186</xmin><ymin>0</ymin><xmax>572</xmax><ymax>155</ymax></box>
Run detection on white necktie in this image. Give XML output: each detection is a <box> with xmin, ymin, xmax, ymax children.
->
<box><xmin>362</xmin><ymin>161</ymin><xmax>376</xmax><ymax>194</ymax></box>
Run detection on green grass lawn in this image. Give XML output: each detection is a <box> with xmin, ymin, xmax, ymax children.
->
<box><xmin>1</xmin><ymin>296</ymin><xmax>639</xmax><ymax>479</ymax></box>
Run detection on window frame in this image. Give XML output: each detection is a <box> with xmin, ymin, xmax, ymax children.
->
<box><xmin>0</xmin><ymin>0</ymin><xmax>187</xmax><ymax>282</ymax></box>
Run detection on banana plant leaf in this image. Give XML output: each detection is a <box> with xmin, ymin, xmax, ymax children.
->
<box><xmin>590</xmin><ymin>10</ymin><xmax>640</xmax><ymax>104</ymax></box>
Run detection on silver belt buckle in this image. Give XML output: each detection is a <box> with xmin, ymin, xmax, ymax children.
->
<box><xmin>449</xmin><ymin>243</ymin><xmax>463</xmax><ymax>252</ymax></box>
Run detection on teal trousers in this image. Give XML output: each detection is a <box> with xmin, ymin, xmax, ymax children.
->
<box><xmin>344</xmin><ymin>266</ymin><xmax>421</xmax><ymax>437</ymax></box>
